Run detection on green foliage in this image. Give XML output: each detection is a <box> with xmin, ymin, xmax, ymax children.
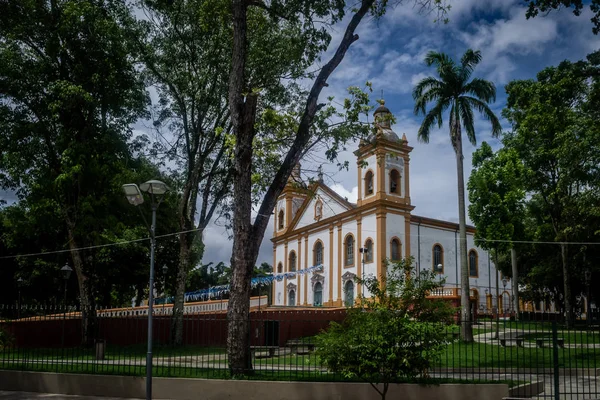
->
<box><xmin>500</xmin><ymin>50</ymin><xmax>600</xmax><ymax>310</ymax></box>
<box><xmin>468</xmin><ymin>142</ymin><xmax>526</xmax><ymax>256</ymax></box>
<box><xmin>524</xmin><ymin>0</ymin><xmax>600</xmax><ymax>34</ymax></box>
<box><xmin>0</xmin><ymin>326</ymin><xmax>13</xmax><ymax>350</ymax></box>
<box><xmin>316</xmin><ymin>257</ymin><xmax>455</xmax><ymax>400</ymax></box>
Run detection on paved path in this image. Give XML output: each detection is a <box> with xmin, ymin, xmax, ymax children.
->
<box><xmin>0</xmin><ymin>391</ymin><xmax>143</xmax><ymax>399</ymax></box>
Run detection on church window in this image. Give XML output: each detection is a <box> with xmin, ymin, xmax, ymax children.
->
<box><xmin>433</xmin><ymin>244</ymin><xmax>444</xmax><ymax>273</ymax></box>
<box><xmin>277</xmin><ymin>262</ymin><xmax>283</xmax><ymax>274</ymax></box>
<box><xmin>345</xmin><ymin>234</ymin><xmax>355</xmax><ymax>266</ymax></box>
<box><xmin>314</xmin><ymin>241</ymin><xmax>324</xmax><ymax>266</ymax></box>
<box><xmin>344</xmin><ymin>281</ymin><xmax>355</xmax><ymax>307</ymax></box>
<box><xmin>289</xmin><ymin>251</ymin><xmax>296</xmax><ymax>272</ymax></box>
<box><xmin>469</xmin><ymin>250</ymin><xmax>478</xmax><ymax>277</ymax></box>
<box><xmin>365</xmin><ymin>170</ymin><xmax>374</xmax><ymax>196</ymax></box>
<box><xmin>278</xmin><ymin>209</ymin><xmax>284</xmax><ymax>230</ymax></box>
<box><xmin>288</xmin><ymin>290</ymin><xmax>296</xmax><ymax>306</ymax></box>
<box><xmin>390</xmin><ymin>238</ymin><xmax>401</xmax><ymax>261</ymax></box>
<box><xmin>390</xmin><ymin>169</ymin><xmax>400</xmax><ymax>194</ymax></box>
<box><xmin>364</xmin><ymin>239</ymin><xmax>373</xmax><ymax>263</ymax></box>
<box><xmin>314</xmin><ymin>282</ymin><xmax>323</xmax><ymax>307</ymax></box>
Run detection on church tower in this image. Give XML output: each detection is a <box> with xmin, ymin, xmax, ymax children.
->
<box><xmin>354</xmin><ymin>100</ymin><xmax>414</xmax><ymax>280</ymax></box>
<box><xmin>354</xmin><ymin>100</ymin><xmax>412</xmax><ymax>207</ymax></box>
<box><xmin>273</xmin><ymin>163</ymin><xmax>307</xmax><ymax>239</ymax></box>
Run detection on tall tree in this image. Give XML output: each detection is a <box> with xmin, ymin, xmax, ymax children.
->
<box><xmin>0</xmin><ymin>0</ymin><xmax>147</xmax><ymax>342</ymax></box>
<box><xmin>502</xmin><ymin>52</ymin><xmax>600</xmax><ymax>327</ymax></box>
<box><xmin>413</xmin><ymin>49</ymin><xmax>502</xmax><ymax>342</ymax></box>
<box><xmin>133</xmin><ymin>0</ymin><xmax>233</xmax><ymax>345</ymax></box>
<box><xmin>226</xmin><ymin>0</ymin><xmax>450</xmax><ymax>374</ymax></box>
<box><xmin>467</xmin><ymin>142</ymin><xmax>526</xmax><ymax>319</ymax></box>
<box><xmin>524</xmin><ymin>0</ymin><xmax>600</xmax><ymax>34</ymax></box>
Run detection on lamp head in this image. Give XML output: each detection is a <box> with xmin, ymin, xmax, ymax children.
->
<box><xmin>122</xmin><ymin>184</ymin><xmax>144</xmax><ymax>206</ymax></box>
<box><xmin>140</xmin><ymin>180</ymin><xmax>169</xmax><ymax>196</ymax></box>
<box><xmin>502</xmin><ymin>276</ymin><xmax>508</xmax><ymax>287</ymax></box>
<box><xmin>162</xmin><ymin>265</ymin><xmax>168</xmax><ymax>275</ymax></box>
<box><xmin>61</xmin><ymin>264</ymin><xmax>73</xmax><ymax>280</ymax></box>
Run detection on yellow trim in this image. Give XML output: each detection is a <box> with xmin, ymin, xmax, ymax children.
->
<box><xmin>343</xmin><ymin>232</ymin><xmax>356</xmax><ymax>268</ymax></box>
<box><xmin>389</xmin><ymin>236</ymin><xmax>402</xmax><ymax>261</ymax></box>
<box><xmin>376</xmin><ymin>154</ymin><xmax>385</xmax><ymax>198</ymax></box>
<box><xmin>389</xmin><ymin>168</ymin><xmax>401</xmax><ymax>195</ymax></box>
<box><xmin>300</xmin><ymin>237</ymin><xmax>306</xmax><ymax>305</ymax></box>
<box><xmin>404</xmin><ymin>156</ymin><xmax>411</xmax><ymax>202</ymax></box>
<box><xmin>285</xmin><ymin>197</ymin><xmax>292</xmax><ymax>227</ymax></box>
<box><xmin>284</xmin><ymin>242</ymin><xmax>288</xmax><ymax>306</ymax></box>
<box><xmin>364</xmin><ymin>169</ymin><xmax>375</xmax><ymax>198</ymax></box>
<box><xmin>273</xmin><ymin>245</ymin><xmax>277</xmax><ymax>304</ymax></box>
<box><xmin>432</xmin><ymin>243</ymin><xmax>444</xmax><ymax>274</ymax></box>
<box><xmin>328</xmin><ymin>225</ymin><xmax>334</xmax><ymax>305</ymax></box>
<box><xmin>405</xmin><ymin>215</ymin><xmax>411</xmax><ymax>261</ymax></box>
<box><xmin>357</xmin><ymin>217</ymin><xmax>362</xmax><ymax>298</ymax></box>
<box><xmin>363</xmin><ymin>237</ymin><xmax>375</xmax><ymax>263</ymax></box>
<box><xmin>468</xmin><ymin>249</ymin><xmax>479</xmax><ymax>278</ymax></box>
<box><xmin>337</xmin><ymin>222</ymin><xmax>342</xmax><ymax>302</ymax></box>
<box><xmin>288</xmin><ymin>250</ymin><xmax>297</xmax><ymax>272</ymax></box>
<box><xmin>312</xmin><ymin>239</ymin><xmax>324</xmax><ymax>266</ymax></box>
<box><xmin>376</xmin><ymin>211</ymin><xmax>387</xmax><ymax>288</ymax></box>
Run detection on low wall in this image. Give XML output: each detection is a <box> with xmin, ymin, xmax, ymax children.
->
<box><xmin>0</xmin><ymin>371</ymin><xmax>509</xmax><ymax>400</ymax></box>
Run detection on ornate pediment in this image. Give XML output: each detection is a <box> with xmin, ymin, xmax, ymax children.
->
<box><xmin>342</xmin><ymin>271</ymin><xmax>357</xmax><ymax>283</ymax></box>
<box><xmin>286</xmin><ymin>282</ymin><xmax>297</xmax><ymax>292</ymax></box>
<box><xmin>310</xmin><ymin>273</ymin><xmax>325</xmax><ymax>289</ymax></box>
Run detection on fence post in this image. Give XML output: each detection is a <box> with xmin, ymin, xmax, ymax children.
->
<box><xmin>552</xmin><ymin>320</ymin><xmax>560</xmax><ymax>400</ymax></box>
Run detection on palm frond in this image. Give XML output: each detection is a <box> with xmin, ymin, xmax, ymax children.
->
<box><xmin>412</xmin><ymin>77</ymin><xmax>443</xmax><ymax>102</ymax></box>
<box><xmin>417</xmin><ymin>100</ymin><xmax>448</xmax><ymax>143</ymax></box>
<box><xmin>414</xmin><ymin>86</ymin><xmax>445</xmax><ymax>116</ymax></box>
<box><xmin>463</xmin><ymin>78</ymin><xmax>496</xmax><ymax>103</ymax></box>
<box><xmin>463</xmin><ymin>96</ymin><xmax>503</xmax><ymax>138</ymax></box>
<box><xmin>458</xmin><ymin>97</ymin><xmax>476</xmax><ymax>145</ymax></box>
<box><xmin>459</xmin><ymin>49</ymin><xmax>482</xmax><ymax>82</ymax></box>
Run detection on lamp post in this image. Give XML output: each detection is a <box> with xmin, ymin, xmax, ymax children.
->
<box><xmin>17</xmin><ymin>277</ymin><xmax>23</xmax><ymax>319</ymax></box>
<box><xmin>61</xmin><ymin>264</ymin><xmax>73</xmax><ymax>347</ymax></box>
<box><xmin>585</xmin><ymin>269</ymin><xmax>592</xmax><ymax>327</ymax></box>
<box><xmin>122</xmin><ymin>180</ymin><xmax>169</xmax><ymax>400</ymax></box>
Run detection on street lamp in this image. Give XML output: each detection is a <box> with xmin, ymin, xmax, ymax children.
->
<box><xmin>585</xmin><ymin>269</ymin><xmax>592</xmax><ymax>326</ymax></box>
<box><xmin>122</xmin><ymin>179</ymin><xmax>169</xmax><ymax>400</ymax></box>
<box><xmin>61</xmin><ymin>263</ymin><xmax>73</xmax><ymax>347</ymax></box>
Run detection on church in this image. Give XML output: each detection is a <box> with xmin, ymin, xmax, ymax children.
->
<box><xmin>271</xmin><ymin>101</ymin><xmax>511</xmax><ymax>313</ymax></box>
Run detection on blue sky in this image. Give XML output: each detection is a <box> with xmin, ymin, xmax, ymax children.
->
<box><xmin>1</xmin><ymin>0</ymin><xmax>598</xmax><ymax>269</ymax></box>
<box><xmin>222</xmin><ymin>0</ymin><xmax>600</xmax><ymax>266</ymax></box>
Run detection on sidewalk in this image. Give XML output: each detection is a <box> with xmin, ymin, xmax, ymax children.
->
<box><xmin>0</xmin><ymin>391</ymin><xmax>143</xmax><ymax>400</ymax></box>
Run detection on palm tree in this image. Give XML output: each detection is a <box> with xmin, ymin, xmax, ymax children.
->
<box><xmin>413</xmin><ymin>49</ymin><xmax>502</xmax><ymax>342</ymax></box>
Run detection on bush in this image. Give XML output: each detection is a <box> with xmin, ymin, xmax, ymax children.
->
<box><xmin>316</xmin><ymin>257</ymin><xmax>456</xmax><ymax>400</ymax></box>
<box><xmin>0</xmin><ymin>326</ymin><xmax>14</xmax><ymax>350</ymax></box>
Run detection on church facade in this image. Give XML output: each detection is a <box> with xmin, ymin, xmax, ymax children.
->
<box><xmin>271</xmin><ymin>102</ymin><xmax>510</xmax><ymax>312</ymax></box>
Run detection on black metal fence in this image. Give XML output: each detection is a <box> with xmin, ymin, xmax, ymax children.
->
<box><xmin>0</xmin><ymin>304</ymin><xmax>599</xmax><ymax>399</ymax></box>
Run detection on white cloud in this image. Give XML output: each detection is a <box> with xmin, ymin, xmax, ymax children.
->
<box><xmin>330</xmin><ymin>183</ymin><xmax>359</xmax><ymax>203</ymax></box>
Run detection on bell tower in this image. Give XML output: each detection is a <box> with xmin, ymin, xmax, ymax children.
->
<box><xmin>354</xmin><ymin>100</ymin><xmax>412</xmax><ymax>207</ymax></box>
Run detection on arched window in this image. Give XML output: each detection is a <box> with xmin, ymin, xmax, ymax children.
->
<box><xmin>433</xmin><ymin>244</ymin><xmax>443</xmax><ymax>273</ymax></box>
<box><xmin>277</xmin><ymin>262</ymin><xmax>283</xmax><ymax>274</ymax></box>
<box><xmin>390</xmin><ymin>238</ymin><xmax>401</xmax><ymax>261</ymax></box>
<box><xmin>313</xmin><ymin>241</ymin><xmax>324</xmax><ymax>266</ymax></box>
<box><xmin>364</xmin><ymin>170</ymin><xmax>374</xmax><ymax>196</ymax></box>
<box><xmin>288</xmin><ymin>290</ymin><xmax>296</xmax><ymax>306</ymax></box>
<box><xmin>278</xmin><ymin>209</ymin><xmax>285</xmax><ymax>230</ymax></box>
<box><xmin>344</xmin><ymin>281</ymin><xmax>354</xmax><ymax>307</ymax></box>
<box><xmin>313</xmin><ymin>282</ymin><xmax>323</xmax><ymax>307</ymax></box>
<box><xmin>345</xmin><ymin>234</ymin><xmax>355</xmax><ymax>266</ymax></box>
<box><xmin>469</xmin><ymin>250</ymin><xmax>478</xmax><ymax>277</ymax></box>
<box><xmin>364</xmin><ymin>239</ymin><xmax>374</xmax><ymax>263</ymax></box>
<box><xmin>390</xmin><ymin>169</ymin><xmax>400</xmax><ymax>194</ymax></box>
<box><xmin>289</xmin><ymin>251</ymin><xmax>296</xmax><ymax>272</ymax></box>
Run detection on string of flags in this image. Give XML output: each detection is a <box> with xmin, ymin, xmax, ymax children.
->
<box><xmin>156</xmin><ymin>264</ymin><xmax>324</xmax><ymax>304</ymax></box>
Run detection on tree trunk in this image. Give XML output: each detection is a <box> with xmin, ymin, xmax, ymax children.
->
<box><xmin>511</xmin><ymin>248</ymin><xmax>519</xmax><ymax>320</ymax></box>
<box><xmin>454</xmin><ymin>127</ymin><xmax>473</xmax><ymax>342</ymax></box>
<box><xmin>226</xmin><ymin>93</ymin><xmax>258</xmax><ymax>374</ymax></box>
<box><xmin>65</xmin><ymin>220</ymin><xmax>96</xmax><ymax>346</ymax></box>
<box><xmin>561</xmin><ymin>242</ymin><xmax>573</xmax><ymax>328</ymax></box>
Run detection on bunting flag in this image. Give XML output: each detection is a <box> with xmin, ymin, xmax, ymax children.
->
<box><xmin>156</xmin><ymin>264</ymin><xmax>324</xmax><ymax>304</ymax></box>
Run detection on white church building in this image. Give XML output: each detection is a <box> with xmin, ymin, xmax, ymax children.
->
<box><xmin>271</xmin><ymin>101</ymin><xmax>511</xmax><ymax>312</ymax></box>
